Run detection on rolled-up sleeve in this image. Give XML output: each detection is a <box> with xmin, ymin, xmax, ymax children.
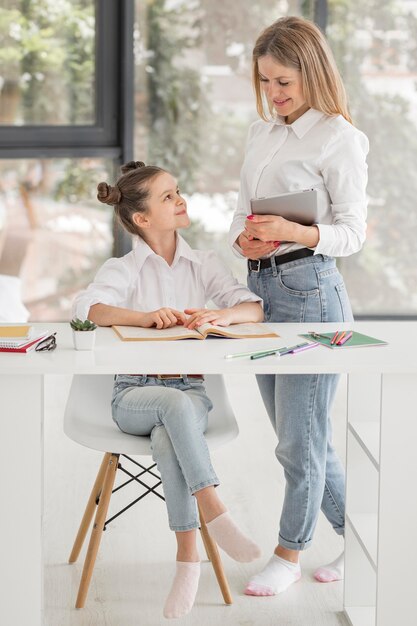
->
<box><xmin>200</xmin><ymin>251</ymin><xmax>262</xmax><ymax>309</ymax></box>
<box><xmin>228</xmin><ymin>123</ymin><xmax>258</xmax><ymax>258</ymax></box>
<box><xmin>72</xmin><ymin>257</ymin><xmax>132</xmax><ymax>321</ymax></box>
<box><xmin>315</xmin><ymin>128</ymin><xmax>369</xmax><ymax>257</ymax></box>
<box><xmin>228</xmin><ymin>185</ymin><xmax>247</xmax><ymax>259</ymax></box>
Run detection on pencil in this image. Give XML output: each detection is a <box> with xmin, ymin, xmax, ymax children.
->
<box><xmin>336</xmin><ymin>331</ymin><xmax>346</xmax><ymax>345</ymax></box>
<box><xmin>330</xmin><ymin>330</ymin><xmax>340</xmax><ymax>345</ymax></box>
<box><xmin>337</xmin><ymin>331</ymin><xmax>353</xmax><ymax>346</ymax></box>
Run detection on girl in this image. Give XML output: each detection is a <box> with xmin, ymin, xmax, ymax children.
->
<box><xmin>73</xmin><ymin>160</ymin><xmax>263</xmax><ymax>619</ymax></box>
<box><xmin>229</xmin><ymin>16</ymin><xmax>368</xmax><ymax>597</ymax></box>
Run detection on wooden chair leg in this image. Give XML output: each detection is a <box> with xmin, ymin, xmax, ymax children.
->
<box><xmin>198</xmin><ymin>504</ymin><xmax>233</xmax><ymax>605</ymax></box>
<box><xmin>75</xmin><ymin>453</ymin><xmax>119</xmax><ymax>609</ymax></box>
<box><xmin>200</xmin><ymin>522</ymin><xmax>212</xmax><ymax>561</ymax></box>
<box><xmin>69</xmin><ymin>452</ymin><xmax>112</xmax><ymax>563</ymax></box>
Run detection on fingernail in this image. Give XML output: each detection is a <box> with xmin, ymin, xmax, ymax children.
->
<box><xmin>246</xmin><ymin>215</ymin><xmax>254</xmax><ymax>220</ymax></box>
<box><xmin>274</xmin><ymin>241</ymin><xmax>280</xmax><ymax>246</ymax></box>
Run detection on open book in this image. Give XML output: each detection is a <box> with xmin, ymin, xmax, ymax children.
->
<box><xmin>113</xmin><ymin>322</ymin><xmax>279</xmax><ymax>342</ymax></box>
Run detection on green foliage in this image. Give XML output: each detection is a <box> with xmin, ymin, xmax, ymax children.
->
<box><xmin>0</xmin><ymin>0</ymin><xmax>94</xmax><ymax>124</ymax></box>
<box><xmin>54</xmin><ymin>160</ymin><xmax>110</xmax><ymax>204</ymax></box>
<box><xmin>327</xmin><ymin>0</ymin><xmax>417</xmax><ymax>312</ymax></box>
<box><xmin>141</xmin><ymin>0</ymin><xmax>289</xmax><ymax>192</ymax></box>
<box><xmin>70</xmin><ymin>318</ymin><xmax>97</xmax><ymax>331</ymax></box>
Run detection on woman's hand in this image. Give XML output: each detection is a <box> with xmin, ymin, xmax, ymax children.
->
<box><xmin>141</xmin><ymin>308</ymin><xmax>186</xmax><ymax>329</ymax></box>
<box><xmin>245</xmin><ymin>215</ymin><xmax>320</xmax><ymax>249</ymax></box>
<box><xmin>184</xmin><ymin>308</ymin><xmax>234</xmax><ymax>329</ymax></box>
<box><xmin>237</xmin><ymin>230</ymin><xmax>277</xmax><ymax>260</ymax></box>
<box><xmin>245</xmin><ymin>214</ymin><xmax>295</xmax><ymax>243</ymax></box>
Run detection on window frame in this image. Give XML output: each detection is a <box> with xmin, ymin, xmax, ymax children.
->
<box><xmin>0</xmin><ymin>1</ymin><xmax>131</xmax><ymax>157</ymax></box>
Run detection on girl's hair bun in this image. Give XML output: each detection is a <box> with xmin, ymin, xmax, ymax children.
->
<box><xmin>97</xmin><ymin>181</ymin><xmax>122</xmax><ymax>206</ymax></box>
<box><xmin>121</xmin><ymin>160</ymin><xmax>146</xmax><ymax>174</ymax></box>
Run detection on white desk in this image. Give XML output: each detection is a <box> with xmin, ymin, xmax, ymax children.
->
<box><xmin>1</xmin><ymin>321</ymin><xmax>416</xmax><ymax>626</ymax></box>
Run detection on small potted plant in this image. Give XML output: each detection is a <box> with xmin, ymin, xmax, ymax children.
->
<box><xmin>70</xmin><ymin>318</ymin><xmax>97</xmax><ymax>350</ymax></box>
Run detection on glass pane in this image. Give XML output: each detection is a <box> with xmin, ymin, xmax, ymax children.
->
<box><xmin>328</xmin><ymin>0</ymin><xmax>417</xmax><ymax>315</ymax></box>
<box><xmin>0</xmin><ymin>158</ymin><xmax>114</xmax><ymax>321</ymax></box>
<box><xmin>0</xmin><ymin>0</ymin><xmax>95</xmax><ymax>126</ymax></box>
<box><xmin>135</xmin><ymin>0</ymin><xmax>417</xmax><ymax>316</ymax></box>
<box><xmin>134</xmin><ymin>0</ymin><xmax>289</xmax><ymax>285</ymax></box>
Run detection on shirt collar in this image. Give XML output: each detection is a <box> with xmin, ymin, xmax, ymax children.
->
<box><xmin>133</xmin><ymin>233</ymin><xmax>201</xmax><ymax>272</ymax></box>
<box><xmin>268</xmin><ymin>108</ymin><xmax>325</xmax><ymax>139</ymax></box>
<box><xmin>171</xmin><ymin>233</ymin><xmax>202</xmax><ymax>267</ymax></box>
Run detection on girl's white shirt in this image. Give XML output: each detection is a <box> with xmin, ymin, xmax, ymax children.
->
<box><xmin>229</xmin><ymin>108</ymin><xmax>369</xmax><ymax>259</ymax></box>
<box><xmin>73</xmin><ymin>234</ymin><xmax>261</xmax><ymax>321</ymax></box>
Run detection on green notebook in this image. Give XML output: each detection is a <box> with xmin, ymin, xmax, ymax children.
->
<box><xmin>300</xmin><ymin>331</ymin><xmax>388</xmax><ymax>349</ymax></box>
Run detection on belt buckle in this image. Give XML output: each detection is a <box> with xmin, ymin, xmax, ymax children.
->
<box><xmin>250</xmin><ymin>259</ymin><xmax>261</xmax><ymax>273</ymax></box>
<box><xmin>157</xmin><ymin>374</ymin><xmax>183</xmax><ymax>379</ymax></box>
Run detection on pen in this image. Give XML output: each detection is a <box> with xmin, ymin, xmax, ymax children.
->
<box><xmin>251</xmin><ymin>342</ymin><xmax>310</xmax><ymax>360</ymax></box>
<box><xmin>278</xmin><ymin>342</ymin><xmax>311</xmax><ymax>356</ymax></box>
<box><xmin>225</xmin><ymin>347</ymin><xmax>283</xmax><ymax>359</ymax></box>
<box><xmin>250</xmin><ymin>348</ymin><xmax>285</xmax><ymax>360</ymax></box>
<box><xmin>330</xmin><ymin>330</ymin><xmax>340</xmax><ymax>345</ymax></box>
<box><xmin>337</xmin><ymin>331</ymin><xmax>353</xmax><ymax>346</ymax></box>
<box><xmin>290</xmin><ymin>341</ymin><xmax>320</xmax><ymax>354</ymax></box>
<box><xmin>308</xmin><ymin>331</ymin><xmax>332</xmax><ymax>341</ymax></box>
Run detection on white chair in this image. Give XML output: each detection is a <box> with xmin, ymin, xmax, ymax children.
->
<box><xmin>64</xmin><ymin>374</ymin><xmax>239</xmax><ymax>609</ymax></box>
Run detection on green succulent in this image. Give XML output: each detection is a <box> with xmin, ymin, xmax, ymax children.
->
<box><xmin>70</xmin><ymin>318</ymin><xmax>97</xmax><ymax>331</ymax></box>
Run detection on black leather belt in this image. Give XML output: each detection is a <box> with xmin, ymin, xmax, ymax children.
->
<box><xmin>248</xmin><ymin>248</ymin><xmax>314</xmax><ymax>272</ymax></box>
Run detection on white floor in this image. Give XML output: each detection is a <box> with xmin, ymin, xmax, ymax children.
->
<box><xmin>44</xmin><ymin>374</ymin><xmax>349</xmax><ymax>626</ymax></box>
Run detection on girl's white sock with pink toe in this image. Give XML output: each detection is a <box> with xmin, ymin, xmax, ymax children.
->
<box><xmin>163</xmin><ymin>561</ymin><xmax>200</xmax><ymax>619</ymax></box>
<box><xmin>244</xmin><ymin>554</ymin><xmax>301</xmax><ymax>596</ymax></box>
<box><xmin>314</xmin><ymin>550</ymin><xmax>344</xmax><ymax>583</ymax></box>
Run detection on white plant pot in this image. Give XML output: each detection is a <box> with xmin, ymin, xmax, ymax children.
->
<box><xmin>72</xmin><ymin>329</ymin><xmax>96</xmax><ymax>351</ymax></box>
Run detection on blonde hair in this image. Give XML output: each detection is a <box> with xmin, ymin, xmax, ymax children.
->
<box><xmin>252</xmin><ymin>16</ymin><xmax>352</xmax><ymax>123</ymax></box>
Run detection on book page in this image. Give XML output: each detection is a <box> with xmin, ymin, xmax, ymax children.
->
<box><xmin>198</xmin><ymin>322</ymin><xmax>279</xmax><ymax>339</ymax></box>
<box><xmin>112</xmin><ymin>325</ymin><xmax>203</xmax><ymax>341</ymax></box>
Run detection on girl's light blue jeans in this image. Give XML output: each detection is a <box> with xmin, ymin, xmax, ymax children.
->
<box><xmin>111</xmin><ymin>375</ymin><xmax>218</xmax><ymax>532</ymax></box>
<box><xmin>248</xmin><ymin>253</ymin><xmax>354</xmax><ymax>551</ymax></box>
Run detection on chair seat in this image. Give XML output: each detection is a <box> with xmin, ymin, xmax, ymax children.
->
<box><xmin>64</xmin><ymin>374</ymin><xmax>239</xmax><ymax>455</ymax></box>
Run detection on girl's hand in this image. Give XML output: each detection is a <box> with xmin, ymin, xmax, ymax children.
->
<box><xmin>237</xmin><ymin>230</ymin><xmax>277</xmax><ymax>260</ymax></box>
<box><xmin>245</xmin><ymin>214</ymin><xmax>294</xmax><ymax>243</ymax></box>
<box><xmin>184</xmin><ymin>308</ymin><xmax>234</xmax><ymax>329</ymax></box>
<box><xmin>141</xmin><ymin>308</ymin><xmax>186</xmax><ymax>329</ymax></box>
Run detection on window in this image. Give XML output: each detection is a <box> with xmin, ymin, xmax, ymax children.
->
<box><xmin>326</xmin><ymin>0</ymin><xmax>417</xmax><ymax>316</ymax></box>
<box><xmin>0</xmin><ymin>0</ymin><xmax>96</xmax><ymax>126</ymax></box>
<box><xmin>134</xmin><ymin>0</ymin><xmax>417</xmax><ymax>318</ymax></box>
<box><xmin>0</xmin><ymin>1</ymin><xmax>134</xmax><ymax>321</ymax></box>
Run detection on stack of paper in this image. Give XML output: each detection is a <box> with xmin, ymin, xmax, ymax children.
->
<box><xmin>0</xmin><ymin>325</ymin><xmax>49</xmax><ymax>353</ymax></box>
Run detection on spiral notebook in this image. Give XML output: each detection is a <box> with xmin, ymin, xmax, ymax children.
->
<box><xmin>0</xmin><ymin>330</ymin><xmax>49</xmax><ymax>352</ymax></box>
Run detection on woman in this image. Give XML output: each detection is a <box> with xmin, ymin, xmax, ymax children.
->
<box><xmin>229</xmin><ymin>16</ymin><xmax>368</xmax><ymax>596</ymax></box>
<box><xmin>73</xmin><ymin>161</ymin><xmax>262</xmax><ymax>618</ymax></box>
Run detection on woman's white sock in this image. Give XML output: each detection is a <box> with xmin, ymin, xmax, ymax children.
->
<box><xmin>314</xmin><ymin>550</ymin><xmax>344</xmax><ymax>583</ymax></box>
<box><xmin>244</xmin><ymin>554</ymin><xmax>301</xmax><ymax>596</ymax></box>
<box><xmin>163</xmin><ymin>561</ymin><xmax>200</xmax><ymax>619</ymax></box>
<box><xmin>206</xmin><ymin>511</ymin><xmax>261</xmax><ymax>562</ymax></box>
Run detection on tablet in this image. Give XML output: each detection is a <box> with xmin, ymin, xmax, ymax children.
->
<box><xmin>250</xmin><ymin>189</ymin><xmax>319</xmax><ymax>225</ymax></box>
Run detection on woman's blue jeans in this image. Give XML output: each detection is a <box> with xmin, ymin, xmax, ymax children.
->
<box><xmin>111</xmin><ymin>375</ymin><xmax>218</xmax><ymax>532</ymax></box>
<box><xmin>248</xmin><ymin>254</ymin><xmax>353</xmax><ymax>551</ymax></box>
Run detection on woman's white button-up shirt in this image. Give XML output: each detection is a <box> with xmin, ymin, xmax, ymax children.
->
<box><xmin>73</xmin><ymin>234</ymin><xmax>261</xmax><ymax>321</ymax></box>
<box><xmin>229</xmin><ymin>108</ymin><xmax>369</xmax><ymax>259</ymax></box>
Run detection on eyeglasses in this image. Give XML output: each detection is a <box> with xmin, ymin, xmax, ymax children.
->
<box><xmin>35</xmin><ymin>333</ymin><xmax>57</xmax><ymax>352</ymax></box>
